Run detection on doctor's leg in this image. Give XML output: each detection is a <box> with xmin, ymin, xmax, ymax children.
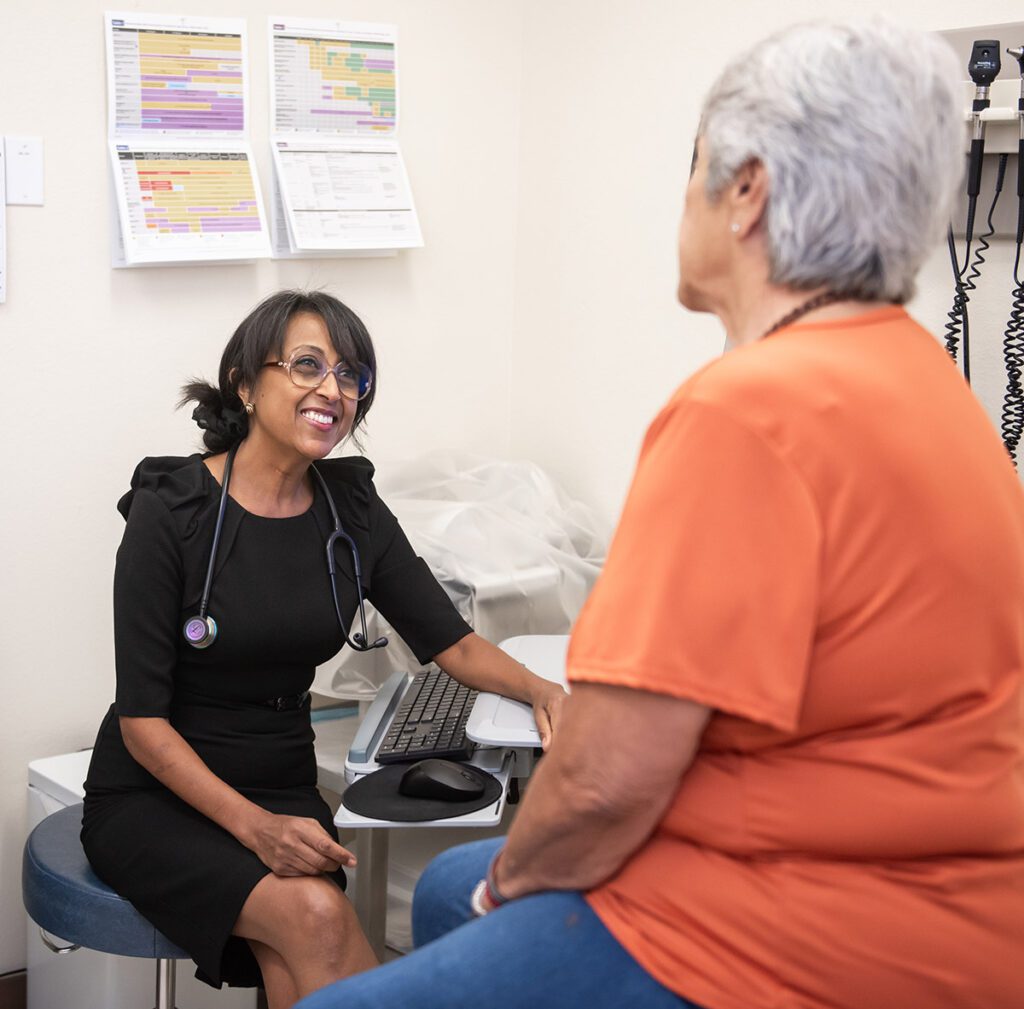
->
<box><xmin>233</xmin><ymin>872</ymin><xmax>377</xmax><ymax>1006</ymax></box>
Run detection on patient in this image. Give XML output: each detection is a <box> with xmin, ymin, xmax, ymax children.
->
<box><xmin>297</xmin><ymin>19</ymin><xmax>1024</xmax><ymax>1009</ymax></box>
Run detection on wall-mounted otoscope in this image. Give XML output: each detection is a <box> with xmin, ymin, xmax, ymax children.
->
<box><xmin>946</xmin><ymin>40</ymin><xmax>1002</xmax><ymax>382</ymax></box>
<box><xmin>966</xmin><ymin>41</ymin><xmax>1000</xmax><ymax>200</ymax></box>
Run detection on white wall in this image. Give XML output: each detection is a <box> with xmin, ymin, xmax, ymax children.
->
<box><xmin>511</xmin><ymin>0</ymin><xmax>1023</xmax><ymax>520</ymax></box>
<box><xmin>2</xmin><ymin>0</ymin><xmax>1021</xmax><ymax>977</ymax></box>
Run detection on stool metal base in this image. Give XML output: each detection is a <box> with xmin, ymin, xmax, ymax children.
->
<box><xmin>154</xmin><ymin>958</ymin><xmax>176</xmax><ymax>1009</ymax></box>
<box><xmin>38</xmin><ymin>927</ymin><xmax>80</xmax><ymax>955</ymax></box>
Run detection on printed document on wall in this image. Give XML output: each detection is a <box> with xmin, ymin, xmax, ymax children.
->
<box><xmin>268</xmin><ymin>171</ymin><xmax>395</xmax><ymax>260</ymax></box>
<box><xmin>272</xmin><ymin>140</ymin><xmax>421</xmax><ymax>251</ymax></box>
<box><xmin>269</xmin><ymin>17</ymin><xmax>422</xmax><ymax>253</ymax></box>
<box><xmin>105</xmin><ymin>11</ymin><xmax>270</xmax><ymax>264</ymax></box>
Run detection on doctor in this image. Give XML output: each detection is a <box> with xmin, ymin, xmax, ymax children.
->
<box><xmin>81</xmin><ymin>289</ymin><xmax>567</xmax><ymax>1009</ymax></box>
<box><xmin>297</xmin><ymin>18</ymin><xmax>1024</xmax><ymax>1009</ymax></box>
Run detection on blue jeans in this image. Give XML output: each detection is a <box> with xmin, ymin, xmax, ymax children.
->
<box><xmin>296</xmin><ymin>837</ymin><xmax>703</xmax><ymax>1009</ymax></box>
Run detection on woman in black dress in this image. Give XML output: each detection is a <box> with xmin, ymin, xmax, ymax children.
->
<box><xmin>82</xmin><ymin>290</ymin><xmax>567</xmax><ymax>1009</ymax></box>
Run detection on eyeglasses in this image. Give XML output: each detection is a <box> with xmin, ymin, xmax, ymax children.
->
<box><xmin>264</xmin><ymin>348</ymin><xmax>373</xmax><ymax>401</ymax></box>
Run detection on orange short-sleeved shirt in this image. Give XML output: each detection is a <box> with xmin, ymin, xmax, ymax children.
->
<box><xmin>567</xmin><ymin>307</ymin><xmax>1024</xmax><ymax>1009</ymax></box>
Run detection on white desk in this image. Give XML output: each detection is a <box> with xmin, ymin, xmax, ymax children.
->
<box><xmin>317</xmin><ymin>634</ymin><xmax>570</xmax><ymax>956</ymax></box>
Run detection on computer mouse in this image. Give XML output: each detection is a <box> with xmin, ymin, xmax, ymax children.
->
<box><xmin>398</xmin><ymin>759</ymin><xmax>487</xmax><ymax>802</ymax></box>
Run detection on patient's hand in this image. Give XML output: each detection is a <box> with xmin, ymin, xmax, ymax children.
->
<box><xmin>530</xmin><ymin>680</ymin><xmax>568</xmax><ymax>751</ymax></box>
<box><xmin>247</xmin><ymin>813</ymin><xmax>357</xmax><ymax>877</ymax></box>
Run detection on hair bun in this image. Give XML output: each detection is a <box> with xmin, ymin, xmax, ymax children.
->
<box><xmin>191</xmin><ymin>403</ymin><xmax>248</xmax><ymax>445</ymax></box>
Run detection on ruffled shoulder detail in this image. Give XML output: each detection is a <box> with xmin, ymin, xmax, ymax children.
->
<box><xmin>312</xmin><ymin>456</ymin><xmax>377</xmax><ymax>533</ymax></box>
<box><xmin>117</xmin><ymin>455</ymin><xmax>229</xmax><ymax>608</ymax></box>
<box><xmin>314</xmin><ymin>455</ymin><xmax>376</xmax><ymax>483</ymax></box>
<box><xmin>315</xmin><ymin>454</ymin><xmax>376</xmax><ymax>501</ymax></box>
<box><xmin>117</xmin><ymin>454</ymin><xmax>213</xmax><ymax>531</ymax></box>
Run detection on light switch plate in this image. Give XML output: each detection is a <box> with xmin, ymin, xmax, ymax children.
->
<box><xmin>4</xmin><ymin>136</ymin><xmax>44</xmax><ymax>206</ymax></box>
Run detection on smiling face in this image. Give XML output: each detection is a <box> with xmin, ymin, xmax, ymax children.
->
<box><xmin>241</xmin><ymin>311</ymin><xmax>356</xmax><ymax>463</ymax></box>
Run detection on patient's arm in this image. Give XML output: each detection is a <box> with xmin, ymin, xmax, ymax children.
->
<box><xmin>433</xmin><ymin>632</ymin><xmax>567</xmax><ymax>748</ymax></box>
<box><xmin>491</xmin><ymin>682</ymin><xmax>710</xmax><ymax>898</ymax></box>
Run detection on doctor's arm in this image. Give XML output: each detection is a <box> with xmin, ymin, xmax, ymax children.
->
<box><xmin>433</xmin><ymin>633</ymin><xmax>567</xmax><ymax>749</ymax></box>
<box><xmin>488</xmin><ymin>682</ymin><xmax>710</xmax><ymax>900</ymax></box>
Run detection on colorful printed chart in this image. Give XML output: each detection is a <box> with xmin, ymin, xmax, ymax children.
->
<box><xmin>120</xmin><ymin>150</ymin><xmax>259</xmax><ymax>233</ymax></box>
<box><xmin>110</xmin><ymin>21</ymin><xmax>245</xmax><ymax>134</ymax></box>
<box><xmin>272</xmin><ymin>22</ymin><xmax>397</xmax><ymax>135</ymax></box>
<box><xmin>111</xmin><ymin>145</ymin><xmax>270</xmax><ymax>263</ymax></box>
<box><xmin>105</xmin><ymin>15</ymin><xmax>268</xmax><ymax>264</ymax></box>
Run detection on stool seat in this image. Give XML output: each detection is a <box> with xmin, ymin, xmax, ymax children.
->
<box><xmin>23</xmin><ymin>804</ymin><xmax>188</xmax><ymax>960</ymax></box>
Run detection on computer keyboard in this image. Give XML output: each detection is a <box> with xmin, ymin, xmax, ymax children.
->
<box><xmin>375</xmin><ymin>667</ymin><xmax>479</xmax><ymax>764</ymax></box>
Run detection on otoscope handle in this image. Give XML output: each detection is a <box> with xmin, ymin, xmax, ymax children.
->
<box><xmin>1017</xmin><ymin>141</ymin><xmax>1024</xmax><ymax>245</ymax></box>
<box><xmin>967</xmin><ymin>138</ymin><xmax>985</xmax><ymax>198</ymax></box>
<box><xmin>1019</xmin><ymin>137</ymin><xmax>1024</xmax><ymax>201</ymax></box>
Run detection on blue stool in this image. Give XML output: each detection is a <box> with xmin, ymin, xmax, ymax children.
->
<box><xmin>23</xmin><ymin>804</ymin><xmax>187</xmax><ymax>1009</ymax></box>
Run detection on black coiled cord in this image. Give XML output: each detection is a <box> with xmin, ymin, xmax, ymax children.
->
<box><xmin>963</xmin><ymin>155</ymin><xmax>1008</xmax><ymax>303</ymax></box>
<box><xmin>945</xmin><ymin>157</ymin><xmax>1010</xmax><ymax>383</ymax></box>
<box><xmin>945</xmin><ymin>201</ymin><xmax>976</xmax><ymax>374</ymax></box>
<box><xmin>1000</xmin><ymin>236</ymin><xmax>1024</xmax><ymax>464</ymax></box>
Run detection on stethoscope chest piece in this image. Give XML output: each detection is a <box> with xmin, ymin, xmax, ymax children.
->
<box><xmin>183</xmin><ymin>614</ymin><xmax>218</xmax><ymax>649</ymax></box>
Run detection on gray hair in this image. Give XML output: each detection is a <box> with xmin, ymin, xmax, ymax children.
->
<box><xmin>699</xmin><ymin>20</ymin><xmax>964</xmax><ymax>303</ymax></box>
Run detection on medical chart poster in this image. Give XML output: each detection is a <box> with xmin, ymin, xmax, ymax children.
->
<box><xmin>269</xmin><ymin>19</ymin><xmax>398</xmax><ymax>138</ymax></box>
<box><xmin>110</xmin><ymin>142</ymin><xmax>271</xmax><ymax>264</ymax></box>
<box><xmin>105</xmin><ymin>11</ymin><xmax>251</xmax><ymax>139</ymax></box>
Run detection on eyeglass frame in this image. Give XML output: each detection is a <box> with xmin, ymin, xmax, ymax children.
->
<box><xmin>262</xmin><ymin>348</ymin><xmax>373</xmax><ymax>401</ymax></box>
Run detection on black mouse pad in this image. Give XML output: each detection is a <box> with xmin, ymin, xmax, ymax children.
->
<box><xmin>341</xmin><ymin>764</ymin><xmax>503</xmax><ymax>822</ymax></box>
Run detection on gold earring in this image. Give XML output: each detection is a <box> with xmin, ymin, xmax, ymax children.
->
<box><xmin>244</xmin><ymin>401</ymin><xmax>254</xmax><ymax>416</ymax></box>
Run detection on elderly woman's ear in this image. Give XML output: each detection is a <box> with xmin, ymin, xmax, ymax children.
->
<box><xmin>726</xmin><ymin>160</ymin><xmax>768</xmax><ymax>240</ymax></box>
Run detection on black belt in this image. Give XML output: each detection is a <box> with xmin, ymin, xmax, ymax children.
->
<box><xmin>260</xmin><ymin>691</ymin><xmax>310</xmax><ymax>712</ymax></box>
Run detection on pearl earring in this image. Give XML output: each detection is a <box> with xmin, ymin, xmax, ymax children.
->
<box><xmin>730</xmin><ymin>222</ymin><xmax>740</xmax><ymax>233</ymax></box>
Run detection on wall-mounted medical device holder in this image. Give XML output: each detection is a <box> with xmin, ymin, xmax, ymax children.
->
<box><xmin>942</xmin><ymin>23</ymin><xmax>1024</xmax><ymax>239</ymax></box>
<box><xmin>940</xmin><ymin>24</ymin><xmax>1024</xmax><ymax>463</ymax></box>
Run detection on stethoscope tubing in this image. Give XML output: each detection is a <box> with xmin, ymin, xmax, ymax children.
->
<box><xmin>184</xmin><ymin>443</ymin><xmax>387</xmax><ymax>653</ymax></box>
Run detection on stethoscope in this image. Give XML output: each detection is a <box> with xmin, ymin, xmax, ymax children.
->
<box><xmin>182</xmin><ymin>443</ymin><xmax>389</xmax><ymax>653</ymax></box>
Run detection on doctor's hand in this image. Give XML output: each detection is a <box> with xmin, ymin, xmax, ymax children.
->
<box><xmin>246</xmin><ymin>813</ymin><xmax>357</xmax><ymax>877</ymax></box>
<box><xmin>530</xmin><ymin>680</ymin><xmax>568</xmax><ymax>751</ymax></box>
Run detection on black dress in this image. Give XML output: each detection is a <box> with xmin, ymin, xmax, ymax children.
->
<box><xmin>82</xmin><ymin>454</ymin><xmax>471</xmax><ymax>988</ymax></box>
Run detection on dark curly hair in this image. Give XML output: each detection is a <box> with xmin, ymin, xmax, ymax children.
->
<box><xmin>180</xmin><ymin>290</ymin><xmax>378</xmax><ymax>453</ymax></box>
